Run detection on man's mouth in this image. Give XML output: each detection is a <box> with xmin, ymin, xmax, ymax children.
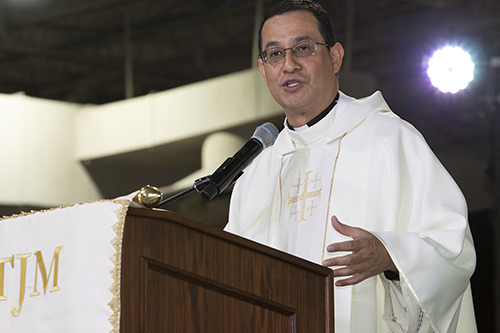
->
<box><xmin>283</xmin><ymin>80</ymin><xmax>302</xmax><ymax>88</ymax></box>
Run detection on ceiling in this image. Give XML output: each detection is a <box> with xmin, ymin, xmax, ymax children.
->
<box><xmin>1</xmin><ymin>0</ymin><xmax>498</xmax><ymax>105</ymax></box>
<box><xmin>1</xmin><ymin>0</ymin><xmax>499</xmax><ymax>218</ymax></box>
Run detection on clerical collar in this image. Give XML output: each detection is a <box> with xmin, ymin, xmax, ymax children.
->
<box><xmin>286</xmin><ymin>93</ymin><xmax>339</xmax><ymax>131</ymax></box>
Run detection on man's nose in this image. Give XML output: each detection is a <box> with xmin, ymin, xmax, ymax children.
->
<box><xmin>282</xmin><ymin>50</ymin><xmax>301</xmax><ymax>72</ymax></box>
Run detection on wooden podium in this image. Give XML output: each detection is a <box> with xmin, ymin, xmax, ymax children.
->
<box><xmin>120</xmin><ymin>208</ymin><xmax>334</xmax><ymax>332</ymax></box>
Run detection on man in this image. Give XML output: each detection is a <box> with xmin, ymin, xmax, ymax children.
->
<box><xmin>224</xmin><ymin>1</ymin><xmax>476</xmax><ymax>332</ymax></box>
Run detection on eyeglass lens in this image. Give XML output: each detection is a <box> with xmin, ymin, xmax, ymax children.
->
<box><xmin>264</xmin><ymin>41</ymin><xmax>317</xmax><ymax>64</ymax></box>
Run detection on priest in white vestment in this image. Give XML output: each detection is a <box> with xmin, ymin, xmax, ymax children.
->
<box><xmin>224</xmin><ymin>1</ymin><xmax>476</xmax><ymax>332</ymax></box>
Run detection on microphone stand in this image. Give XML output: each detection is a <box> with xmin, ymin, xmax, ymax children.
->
<box><xmin>155</xmin><ymin>177</ymin><xmax>211</xmax><ymax>209</ymax></box>
<box><xmin>134</xmin><ymin>177</ymin><xmax>212</xmax><ymax>210</ymax></box>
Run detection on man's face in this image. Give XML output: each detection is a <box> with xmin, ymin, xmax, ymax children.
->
<box><xmin>258</xmin><ymin>11</ymin><xmax>344</xmax><ymax>126</ymax></box>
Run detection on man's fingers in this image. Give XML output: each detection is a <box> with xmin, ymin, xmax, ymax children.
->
<box><xmin>322</xmin><ymin>253</ymin><xmax>356</xmax><ymax>267</ymax></box>
<box><xmin>326</xmin><ymin>239</ymin><xmax>358</xmax><ymax>252</ymax></box>
<box><xmin>335</xmin><ymin>274</ymin><xmax>367</xmax><ymax>287</ymax></box>
<box><xmin>325</xmin><ymin>219</ymin><xmax>398</xmax><ymax>285</ymax></box>
<box><xmin>331</xmin><ymin>266</ymin><xmax>370</xmax><ymax>286</ymax></box>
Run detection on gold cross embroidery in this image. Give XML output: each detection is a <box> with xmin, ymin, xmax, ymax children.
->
<box><xmin>288</xmin><ymin>171</ymin><xmax>322</xmax><ymax>222</ymax></box>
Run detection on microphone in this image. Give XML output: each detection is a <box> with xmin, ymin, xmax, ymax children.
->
<box><xmin>200</xmin><ymin>122</ymin><xmax>279</xmax><ymax>201</ymax></box>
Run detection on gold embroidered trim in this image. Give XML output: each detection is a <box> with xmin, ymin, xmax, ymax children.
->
<box><xmin>108</xmin><ymin>199</ymin><xmax>130</xmax><ymax>333</ymax></box>
<box><xmin>321</xmin><ymin>133</ymin><xmax>346</xmax><ymax>263</ymax></box>
<box><xmin>278</xmin><ymin>155</ymin><xmax>285</xmax><ymax>223</ymax></box>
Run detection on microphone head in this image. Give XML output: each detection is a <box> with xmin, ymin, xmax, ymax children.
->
<box><xmin>252</xmin><ymin>122</ymin><xmax>279</xmax><ymax>149</ymax></box>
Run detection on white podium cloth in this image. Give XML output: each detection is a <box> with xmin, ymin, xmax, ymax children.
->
<box><xmin>0</xmin><ymin>196</ymin><xmax>135</xmax><ymax>333</ymax></box>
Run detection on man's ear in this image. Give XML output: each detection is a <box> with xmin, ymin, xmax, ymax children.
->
<box><xmin>258</xmin><ymin>58</ymin><xmax>269</xmax><ymax>87</ymax></box>
<box><xmin>330</xmin><ymin>43</ymin><xmax>344</xmax><ymax>74</ymax></box>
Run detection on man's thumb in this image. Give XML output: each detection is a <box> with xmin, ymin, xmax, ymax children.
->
<box><xmin>331</xmin><ymin>215</ymin><xmax>354</xmax><ymax>236</ymax></box>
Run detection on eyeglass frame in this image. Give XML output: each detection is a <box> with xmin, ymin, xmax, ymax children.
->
<box><xmin>260</xmin><ymin>40</ymin><xmax>330</xmax><ymax>64</ymax></box>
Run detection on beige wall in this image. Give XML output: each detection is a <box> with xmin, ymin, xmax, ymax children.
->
<box><xmin>0</xmin><ymin>69</ymin><xmax>281</xmax><ymax>208</ymax></box>
<box><xmin>76</xmin><ymin>69</ymin><xmax>279</xmax><ymax>160</ymax></box>
<box><xmin>0</xmin><ymin>92</ymin><xmax>100</xmax><ymax>207</ymax></box>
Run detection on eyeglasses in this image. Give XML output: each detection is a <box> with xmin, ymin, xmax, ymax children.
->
<box><xmin>260</xmin><ymin>40</ymin><xmax>330</xmax><ymax>64</ymax></box>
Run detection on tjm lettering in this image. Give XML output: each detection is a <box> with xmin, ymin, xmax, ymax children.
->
<box><xmin>0</xmin><ymin>246</ymin><xmax>63</xmax><ymax>317</ymax></box>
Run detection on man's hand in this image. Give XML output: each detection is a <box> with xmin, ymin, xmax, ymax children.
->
<box><xmin>322</xmin><ymin>216</ymin><xmax>398</xmax><ymax>286</ymax></box>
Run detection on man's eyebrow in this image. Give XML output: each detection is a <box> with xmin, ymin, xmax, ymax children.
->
<box><xmin>292</xmin><ymin>35</ymin><xmax>313</xmax><ymax>43</ymax></box>
<box><xmin>264</xmin><ymin>35</ymin><xmax>313</xmax><ymax>49</ymax></box>
<box><xmin>264</xmin><ymin>41</ymin><xmax>281</xmax><ymax>49</ymax></box>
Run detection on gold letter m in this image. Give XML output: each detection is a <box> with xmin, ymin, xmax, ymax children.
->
<box><xmin>30</xmin><ymin>246</ymin><xmax>64</xmax><ymax>297</ymax></box>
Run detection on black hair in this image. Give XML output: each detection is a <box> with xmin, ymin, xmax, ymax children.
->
<box><xmin>258</xmin><ymin>0</ymin><xmax>336</xmax><ymax>56</ymax></box>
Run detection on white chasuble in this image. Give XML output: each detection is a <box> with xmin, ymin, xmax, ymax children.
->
<box><xmin>226</xmin><ymin>91</ymin><xmax>477</xmax><ymax>333</ymax></box>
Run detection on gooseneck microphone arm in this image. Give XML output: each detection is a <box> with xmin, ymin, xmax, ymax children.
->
<box><xmin>154</xmin><ymin>177</ymin><xmax>211</xmax><ymax>209</ymax></box>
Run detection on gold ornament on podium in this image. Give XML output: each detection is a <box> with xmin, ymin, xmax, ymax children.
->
<box><xmin>133</xmin><ymin>185</ymin><xmax>163</xmax><ymax>209</ymax></box>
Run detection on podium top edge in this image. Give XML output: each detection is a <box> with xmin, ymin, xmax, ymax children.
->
<box><xmin>125</xmin><ymin>207</ymin><xmax>333</xmax><ymax>277</ymax></box>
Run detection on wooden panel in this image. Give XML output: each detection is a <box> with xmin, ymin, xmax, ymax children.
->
<box><xmin>143</xmin><ymin>257</ymin><xmax>296</xmax><ymax>332</ymax></box>
<box><xmin>120</xmin><ymin>208</ymin><xmax>334</xmax><ymax>332</ymax></box>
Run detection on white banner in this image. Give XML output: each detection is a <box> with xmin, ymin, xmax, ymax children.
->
<box><xmin>0</xmin><ymin>199</ymin><xmax>132</xmax><ymax>333</ymax></box>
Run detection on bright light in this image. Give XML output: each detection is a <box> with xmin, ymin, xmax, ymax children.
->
<box><xmin>427</xmin><ymin>46</ymin><xmax>474</xmax><ymax>93</ymax></box>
